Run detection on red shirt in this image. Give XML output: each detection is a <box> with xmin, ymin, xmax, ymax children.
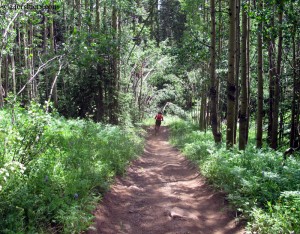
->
<box><xmin>155</xmin><ymin>114</ymin><xmax>163</xmax><ymax>121</ymax></box>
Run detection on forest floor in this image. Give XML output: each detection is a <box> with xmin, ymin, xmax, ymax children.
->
<box><xmin>87</xmin><ymin>126</ymin><xmax>245</xmax><ymax>234</ymax></box>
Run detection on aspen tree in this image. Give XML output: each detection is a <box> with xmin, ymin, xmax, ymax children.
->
<box><xmin>226</xmin><ymin>0</ymin><xmax>236</xmax><ymax>148</ymax></box>
<box><xmin>209</xmin><ymin>0</ymin><xmax>222</xmax><ymax>143</ymax></box>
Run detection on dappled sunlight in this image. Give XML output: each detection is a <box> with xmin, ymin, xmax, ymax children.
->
<box><xmin>88</xmin><ymin>127</ymin><xmax>244</xmax><ymax>234</ymax></box>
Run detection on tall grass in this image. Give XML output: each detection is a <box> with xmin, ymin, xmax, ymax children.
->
<box><xmin>0</xmin><ymin>103</ymin><xmax>144</xmax><ymax>233</ymax></box>
<box><xmin>142</xmin><ymin>114</ymin><xmax>181</xmax><ymax>126</ymax></box>
<box><xmin>169</xmin><ymin>120</ymin><xmax>300</xmax><ymax>234</ymax></box>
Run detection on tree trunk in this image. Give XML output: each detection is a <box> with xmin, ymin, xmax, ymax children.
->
<box><xmin>239</xmin><ymin>1</ymin><xmax>248</xmax><ymax>150</ymax></box>
<box><xmin>23</xmin><ymin>25</ymin><xmax>30</xmax><ymax>103</ymax></box>
<box><xmin>234</xmin><ymin>0</ymin><xmax>240</xmax><ymax>144</ymax></box>
<box><xmin>155</xmin><ymin>0</ymin><xmax>160</xmax><ymax>46</ymax></box>
<box><xmin>199</xmin><ymin>83</ymin><xmax>207</xmax><ymax>131</ymax></box>
<box><xmin>110</xmin><ymin>4</ymin><xmax>119</xmax><ymax>124</ymax></box>
<box><xmin>71</xmin><ymin>0</ymin><xmax>75</xmax><ymax>32</ymax></box>
<box><xmin>138</xmin><ymin>66</ymin><xmax>143</xmax><ymax>120</ymax></box>
<box><xmin>11</xmin><ymin>53</ymin><xmax>16</xmax><ymax>95</ymax></box>
<box><xmin>103</xmin><ymin>2</ymin><xmax>106</xmax><ymax>31</ymax></box>
<box><xmin>290</xmin><ymin>27</ymin><xmax>300</xmax><ymax>148</ymax></box>
<box><xmin>226</xmin><ymin>0</ymin><xmax>236</xmax><ymax>148</ymax></box>
<box><xmin>50</xmin><ymin>15</ymin><xmax>58</xmax><ymax>108</ymax></box>
<box><xmin>43</xmin><ymin>15</ymin><xmax>48</xmax><ymax>54</ymax></box>
<box><xmin>43</xmin><ymin>15</ymin><xmax>49</xmax><ymax>98</ymax></box>
<box><xmin>271</xmin><ymin>5</ymin><xmax>283</xmax><ymax>149</ymax></box>
<box><xmin>96</xmin><ymin>65</ymin><xmax>104</xmax><ymax>122</ymax></box>
<box><xmin>29</xmin><ymin>22</ymin><xmax>36</xmax><ymax>99</ymax></box>
<box><xmin>267</xmin><ymin>45</ymin><xmax>274</xmax><ymax>145</ymax></box>
<box><xmin>95</xmin><ymin>0</ymin><xmax>101</xmax><ymax>31</ymax></box>
<box><xmin>0</xmin><ymin>57</ymin><xmax>3</xmax><ymax>108</ymax></box>
<box><xmin>217</xmin><ymin>0</ymin><xmax>223</xmax><ymax>132</ymax></box>
<box><xmin>209</xmin><ymin>0</ymin><xmax>222</xmax><ymax>143</ymax></box>
<box><xmin>290</xmin><ymin>34</ymin><xmax>296</xmax><ymax>148</ymax></box>
<box><xmin>5</xmin><ymin>55</ymin><xmax>9</xmax><ymax>97</ymax></box>
<box><xmin>76</xmin><ymin>0</ymin><xmax>82</xmax><ymax>29</ymax></box>
<box><xmin>256</xmin><ymin>0</ymin><xmax>264</xmax><ymax>148</ymax></box>
<box><xmin>267</xmin><ymin>3</ymin><xmax>275</xmax><ymax>146</ymax></box>
<box><xmin>17</xmin><ymin>21</ymin><xmax>22</xmax><ymax>68</ymax></box>
<box><xmin>246</xmin><ymin>7</ymin><xmax>251</xmax><ymax>142</ymax></box>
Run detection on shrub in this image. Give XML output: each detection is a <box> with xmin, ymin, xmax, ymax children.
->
<box><xmin>0</xmin><ymin>103</ymin><xmax>144</xmax><ymax>233</ymax></box>
<box><xmin>169</xmin><ymin>120</ymin><xmax>300</xmax><ymax>233</ymax></box>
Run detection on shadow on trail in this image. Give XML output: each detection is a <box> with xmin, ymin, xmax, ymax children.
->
<box><xmin>87</xmin><ymin>126</ymin><xmax>245</xmax><ymax>234</ymax></box>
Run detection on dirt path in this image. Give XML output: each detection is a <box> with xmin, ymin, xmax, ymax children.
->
<box><xmin>87</xmin><ymin>127</ymin><xmax>244</xmax><ymax>234</ymax></box>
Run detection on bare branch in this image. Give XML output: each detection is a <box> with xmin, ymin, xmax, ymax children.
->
<box><xmin>46</xmin><ymin>57</ymin><xmax>63</xmax><ymax>112</ymax></box>
<box><xmin>17</xmin><ymin>55</ymin><xmax>62</xmax><ymax>96</ymax></box>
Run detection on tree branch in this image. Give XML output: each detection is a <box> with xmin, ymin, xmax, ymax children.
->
<box><xmin>46</xmin><ymin>57</ymin><xmax>63</xmax><ymax>112</ymax></box>
<box><xmin>17</xmin><ymin>55</ymin><xmax>62</xmax><ymax>96</ymax></box>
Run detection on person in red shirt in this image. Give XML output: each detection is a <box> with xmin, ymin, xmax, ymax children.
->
<box><xmin>154</xmin><ymin>111</ymin><xmax>164</xmax><ymax>133</ymax></box>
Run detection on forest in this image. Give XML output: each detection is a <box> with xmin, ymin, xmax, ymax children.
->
<box><xmin>0</xmin><ymin>0</ymin><xmax>300</xmax><ymax>233</ymax></box>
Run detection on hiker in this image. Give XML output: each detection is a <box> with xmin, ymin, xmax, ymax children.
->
<box><xmin>154</xmin><ymin>111</ymin><xmax>164</xmax><ymax>133</ymax></box>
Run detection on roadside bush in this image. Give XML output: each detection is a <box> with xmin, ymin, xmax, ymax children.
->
<box><xmin>169</xmin><ymin>120</ymin><xmax>300</xmax><ymax>233</ymax></box>
<box><xmin>0</xmin><ymin>103</ymin><xmax>144</xmax><ymax>233</ymax></box>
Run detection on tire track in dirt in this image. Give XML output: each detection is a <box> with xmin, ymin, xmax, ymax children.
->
<box><xmin>87</xmin><ymin>126</ymin><xmax>244</xmax><ymax>234</ymax></box>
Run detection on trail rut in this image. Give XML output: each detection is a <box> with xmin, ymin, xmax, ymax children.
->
<box><xmin>87</xmin><ymin>126</ymin><xmax>244</xmax><ymax>234</ymax></box>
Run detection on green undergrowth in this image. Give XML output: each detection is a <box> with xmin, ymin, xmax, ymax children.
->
<box><xmin>0</xmin><ymin>103</ymin><xmax>145</xmax><ymax>233</ymax></box>
<box><xmin>169</xmin><ymin>120</ymin><xmax>300</xmax><ymax>234</ymax></box>
<box><xmin>142</xmin><ymin>115</ymin><xmax>181</xmax><ymax>126</ymax></box>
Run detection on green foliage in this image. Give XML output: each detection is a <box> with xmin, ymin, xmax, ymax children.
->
<box><xmin>142</xmin><ymin>115</ymin><xmax>181</xmax><ymax>127</ymax></box>
<box><xmin>159</xmin><ymin>0</ymin><xmax>186</xmax><ymax>43</ymax></box>
<box><xmin>249</xmin><ymin>191</ymin><xmax>300</xmax><ymax>234</ymax></box>
<box><xmin>0</xmin><ymin>103</ymin><xmax>144</xmax><ymax>233</ymax></box>
<box><xmin>169</xmin><ymin>120</ymin><xmax>300</xmax><ymax>233</ymax></box>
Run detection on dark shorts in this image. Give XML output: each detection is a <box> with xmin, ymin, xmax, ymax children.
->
<box><xmin>155</xmin><ymin>120</ymin><xmax>162</xmax><ymax>126</ymax></box>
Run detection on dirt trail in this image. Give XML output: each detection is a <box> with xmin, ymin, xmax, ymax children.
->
<box><xmin>87</xmin><ymin>126</ymin><xmax>244</xmax><ymax>234</ymax></box>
